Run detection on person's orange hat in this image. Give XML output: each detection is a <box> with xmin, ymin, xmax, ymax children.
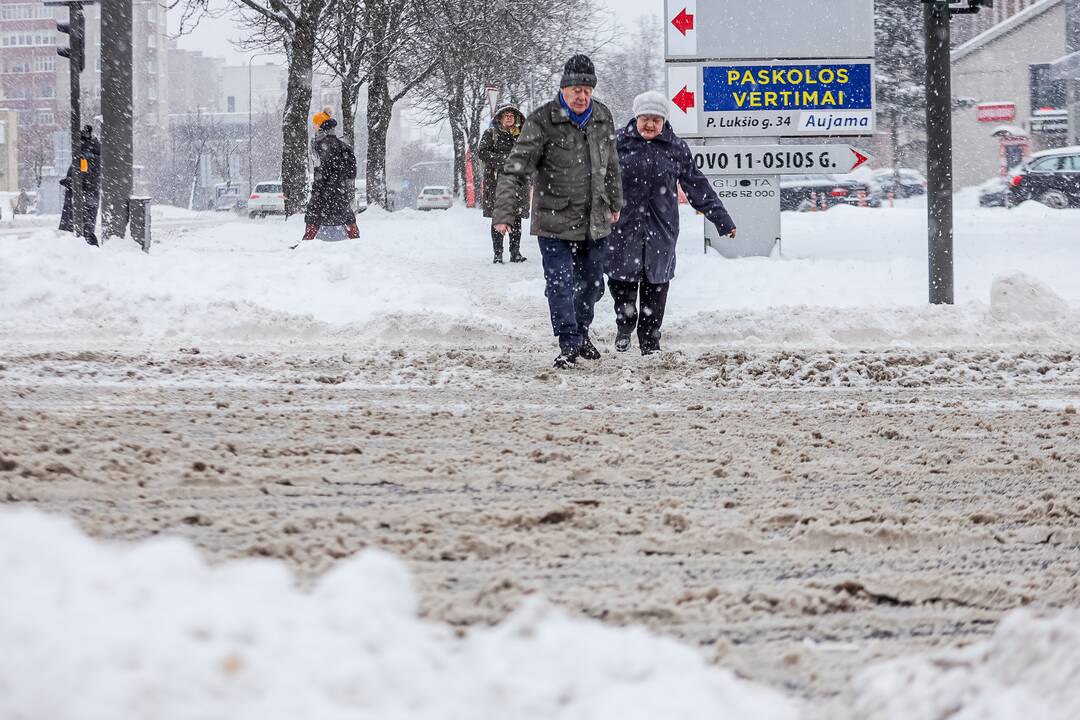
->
<box><xmin>312</xmin><ymin>105</ymin><xmax>333</xmax><ymax>128</ymax></box>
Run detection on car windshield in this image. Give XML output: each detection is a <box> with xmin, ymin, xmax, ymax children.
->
<box><xmin>255</xmin><ymin>184</ymin><xmax>281</xmax><ymax>193</ymax></box>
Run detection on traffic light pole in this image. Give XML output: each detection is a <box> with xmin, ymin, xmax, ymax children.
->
<box><xmin>924</xmin><ymin>1</ymin><xmax>955</xmax><ymax>306</ymax></box>
<box><xmin>101</xmin><ymin>0</ymin><xmax>133</xmax><ymax>240</ymax></box>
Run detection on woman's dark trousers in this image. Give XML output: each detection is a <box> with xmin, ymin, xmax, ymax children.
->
<box><xmin>608</xmin><ymin>278</ymin><xmax>671</xmax><ymax>352</ymax></box>
<box><xmin>491</xmin><ymin>218</ymin><xmax>522</xmax><ymax>259</ymax></box>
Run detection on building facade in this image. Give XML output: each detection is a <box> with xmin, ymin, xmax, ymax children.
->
<box><xmin>951</xmin><ymin>0</ymin><xmax>1072</xmax><ymax>187</ymax></box>
<box><xmin>0</xmin><ymin>0</ymin><xmax>169</xmax><ymax>192</ymax></box>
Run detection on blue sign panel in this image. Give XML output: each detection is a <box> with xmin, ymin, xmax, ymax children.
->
<box><xmin>703</xmin><ymin>62</ymin><xmax>873</xmax><ymax>113</ymax></box>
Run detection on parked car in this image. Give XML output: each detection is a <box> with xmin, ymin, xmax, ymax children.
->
<box><xmin>214</xmin><ymin>192</ymin><xmax>241</xmax><ymax>212</ymax></box>
<box><xmin>780</xmin><ymin>174</ymin><xmax>882</xmax><ymax>211</ymax></box>
<box><xmin>976</xmin><ymin>176</ymin><xmax>1010</xmax><ymax>207</ymax></box>
<box><xmin>1008</xmin><ymin>147</ymin><xmax>1080</xmax><ymax>209</ymax></box>
<box><xmin>416</xmin><ymin>185</ymin><xmax>453</xmax><ymax>211</ymax></box>
<box><xmin>871</xmin><ymin>168</ymin><xmax>928</xmax><ymax>197</ymax></box>
<box><xmin>248</xmin><ymin>181</ymin><xmax>286</xmax><ymax>217</ymax></box>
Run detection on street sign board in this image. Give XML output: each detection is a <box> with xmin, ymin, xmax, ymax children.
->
<box><xmin>665</xmin><ymin>0</ymin><xmax>875</xmax><ymax>61</ymax></box>
<box><xmin>688</xmin><ymin>144</ymin><xmax>872</xmax><ymax>176</ymax></box>
<box><xmin>704</xmin><ymin>175</ymin><xmax>780</xmax><ymax>258</ymax></box>
<box><xmin>667</xmin><ymin>60</ymin><xmax>876</xmax><ymax>138</ymax></box>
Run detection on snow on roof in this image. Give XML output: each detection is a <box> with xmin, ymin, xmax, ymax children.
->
<box><xmin>951</xmin><ymin>0</ymin><xmax>1063</xmax><ymax>63</ymax></box>
<box><xmin>990</xmin><ymin>125</ymin><xmax>1028</xmax><ymax>137</ymax></box>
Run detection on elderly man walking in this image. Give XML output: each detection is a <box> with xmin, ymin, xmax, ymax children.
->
<box><xmin>606</xmin><ymin>91</ymin><xmax>736</xmax><ymax>355</ymax></box>
<box><xmin>493</xmin><ymin>54</ymin><xmax>623</xmax><ymax>369</ymax></box>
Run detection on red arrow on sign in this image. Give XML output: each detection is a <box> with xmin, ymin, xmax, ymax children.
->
<box><xmin>672</xmin><ymin>86</ymin><xmax>696</xmax><ymax>114</ymax></box>
<box><xmin>850</xmin><ymin>148</ymin><xmax>870</xmax><ymax>171</ymax></box>
<box><xmin>671</xmin><ymin>8</ymin><xmax>695</xmax><ymax>36</ymax></box>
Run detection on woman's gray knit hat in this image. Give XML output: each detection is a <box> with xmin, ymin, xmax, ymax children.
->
<box><xmin>632</xmin><ymin>91</ymin><xmax>669</xmax><ymax>121</ymax></box>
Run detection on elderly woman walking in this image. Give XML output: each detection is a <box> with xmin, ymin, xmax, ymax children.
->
<box><xmin>477</xmin><ymin>104</ymin><xmax>529</xmax><ymax>264</ymax></box>
<box><xmin>606</xmin><ymin>91</ymin><xmax>737</xmax><ymax>355</ymax></box>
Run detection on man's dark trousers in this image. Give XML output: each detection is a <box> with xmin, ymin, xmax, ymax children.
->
<box><xmin>538</xmin><ymin>236</ymin><xmax>606</xmax><ymax>351</ymax></box>
<box><xmin>608</xmin><ymin>278</ymin><xmax>671</xmax><ymax>351</ymax></box>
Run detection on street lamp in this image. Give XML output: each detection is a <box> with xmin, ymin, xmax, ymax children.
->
<box><xmin>247</xmin><ymin>51</ymin><xmax>275</xmax><ymax>198</ymax></box>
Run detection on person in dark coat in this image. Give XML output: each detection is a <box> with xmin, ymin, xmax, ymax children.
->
<box><xmin>59</xmin><ymin>125</ymin><xmax>102</xmax><ymax>245</ymax></box>
<box><xmin>477</xmin><ymin>104</ymin><xmax>528</xmax><ymax>264</ymax></box>
<box><xmin>606</xmin><ymin>91</ymin><xmax>736</xmax><ymax>355</ymax></box>
<box><xmin>302</xmin><ymin>115</ymin><xmax>359</xmax><ymax>242</ymax></box>
<box><xmin>493</xmin><ymin>55</ymin><xmax>624</xmax><ymax>369</ymax></box>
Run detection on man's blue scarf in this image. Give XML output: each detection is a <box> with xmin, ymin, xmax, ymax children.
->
<box><xmin>559</xmin><ymin>93</ymin><xmax>594</xmax><ymax>129</ymax></box>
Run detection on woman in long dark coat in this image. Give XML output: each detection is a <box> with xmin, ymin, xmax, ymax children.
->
<box><xmin>606</xmin><ymin>91</ymin><xmax>736</xmax><ymax>355</ymax></box>
<box><xmin>477</xmin><ymin>104</ymin><xmax>528</xmax><ymax>263</ymax></box>
<box><xmin>302</xmin><ymin>116</ymin><xmax>359</xmax><ymax>242</ymax></box>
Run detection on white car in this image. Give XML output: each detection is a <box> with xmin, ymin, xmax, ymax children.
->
<box><xmin>248</xmin><ymin>181</ymin><xmax>286</xmax><ymax>217</ymax></box>
<box><xmin>417</xmin><ymin>186</ymin><xmax>453</xmax><ymax>211</ymax></box>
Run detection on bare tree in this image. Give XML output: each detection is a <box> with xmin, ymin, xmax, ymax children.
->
<box><xmin>226</xmin><ymin>0</ymin><xmax>331</xmax><ymax>215</ymax></box>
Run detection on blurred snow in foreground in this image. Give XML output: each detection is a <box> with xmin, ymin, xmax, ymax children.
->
<box><xmin>0</xmin><ymin>509</ymin><xmax>799</xmax><ymax>720</ymax></box>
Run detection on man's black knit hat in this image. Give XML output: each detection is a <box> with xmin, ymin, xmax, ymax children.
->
<box><xmin>560</xmin><ymin>54</ymin><xmax>597</xmax><ymax>88</ymax></box>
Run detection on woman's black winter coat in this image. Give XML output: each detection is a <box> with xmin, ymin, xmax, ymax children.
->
<box><xmin>305</xmin><ymin>133</ymin><xmax>358</xmax><ymax>226</ymax></box>
<box><xmin>606</xmin><ymin>120</ymin><xmax>735</xmax><ymax>284</ymax></box>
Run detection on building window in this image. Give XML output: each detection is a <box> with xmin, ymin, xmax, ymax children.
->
<box><xmin>1</xmin><ymin>31</ymin><xmax>57</xmax><ymax>47</ymax></box>
<box><xmin>1030</xmin><ymin>64</ymin><xmax>1067</xmax><ymax>112</ymax></box>
<box><xmin>227</xmin><ymin>96</ymin><xmax>236</xmax><ymax>113</ymax></box>
<box><xmin>36</xmin><ymin>111</ymin><xmax>54</xmax><ymax>125</ymax></box>
<box><xmin>33</xmin><ymin>56</ymin><xmax>55</xmax><ymax>73</ymax></box>
<box><xmin>0</xmin><ymin>4</ymin><xmax>54</xmax><ymax>21</ymax></box>
<box><xmin>38</xmin><ymin>83</ymin><xmax>54</xmax><ymax>99</ymax></box>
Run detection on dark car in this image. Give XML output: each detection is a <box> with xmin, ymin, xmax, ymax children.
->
<box><xmin>977</xmin><ymin>176</ymin><xmax>1009</xmax><ymax>207</ymax></box>
<box><xmin>1008</xmin><ymin>148</ymin><xmax>1080</xmax><ymax>209</ymax></box>
<box><xmin>871</xmin><ymin>168</ymin><xmax>927</xmax><ymax>198</ymax></box>
<box><xmin>780</xmin><ymin>174</ymin><xmax>882</xmax><ymax>211</ymax></box>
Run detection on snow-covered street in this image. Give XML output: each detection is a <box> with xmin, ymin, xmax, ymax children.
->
<box><xmin>2</xmin><ymin>204</ymin><xmax>1079</xmax><ymax>717</ymax></box>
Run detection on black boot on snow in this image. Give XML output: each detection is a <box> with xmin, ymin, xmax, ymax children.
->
<box><xmin>510</xmin><ymin>253</ymin><xmax>527</xmax><ymax>263</ymax></box>
<box><xmin>579</xmin><ymin>335</ymin><xmax>601</xmax><ymax>361</ymax></box>
<box><xmin>553</xmin><ymin>346</ymin><xmax>579</xmax><ymax>369</ymax></box>
<box><xmin>615</xmin><ymin>332</ymin><xmax>631</xmax><ymax>353</ymax></box>
<box><xmin>640</xmin><ymin>344</ymin><xmax>660</xmax><ymax>356</ymax></box>
<box><xmin>493</xmin><ymin>253</ymin><xmax>504</xmax><ymax>264</ymax></box>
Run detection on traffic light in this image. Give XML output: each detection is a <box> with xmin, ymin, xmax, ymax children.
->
<box><xmin>56</xmin><ymin>7</ymin><xmax>85</xmax><ymax>72</ymax></box>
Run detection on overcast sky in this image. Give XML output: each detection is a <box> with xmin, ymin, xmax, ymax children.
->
<box><xmin>171</xmin><ymin>0</ymin><xmax>663</xmax><ymax>65</ymax></box>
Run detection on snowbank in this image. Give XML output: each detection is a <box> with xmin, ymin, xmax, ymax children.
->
<box><xmin>1</xmin><ymin>204</ymin><xmax>1079</xmax><ymax>350</ymax></box>
<box><xmin>851</xmin><ymin>609</ymin><xmax>1080</xmax><ymax>720</ymax></box>
<box><xmin>0</xmin><ymin>509</ymin><xmax>799</xmax><ymax>720</ymax></box>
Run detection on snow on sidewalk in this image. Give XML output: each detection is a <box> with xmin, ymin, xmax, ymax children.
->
<box><xmin>0</xmin><ymin>203</ymin><xmax>1078</xmax><ymax>351</ymax></box>
<box><xmin>0</xmin><ymin>509</ymin><xmax>799</xmax><ymax>720</ymax></box>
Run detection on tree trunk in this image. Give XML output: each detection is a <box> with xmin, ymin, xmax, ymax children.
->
<box><xmin>341</xmin><ymin>78</ymin><xmax>359</xmax><ymax>149</ymax></box>
<box><xmin>447</xmin><ymin>75</ymin><xmax>467</xmax><ymax>197</ymax></box>
<box><xmin>889</xmin><ymin>109</ymin><xmax>901</xmax><ymax>183</ymax></box>
<box><xmin>280</xmin><ymin>10</ymin><xmax>319</xmax><ymax>217</ymax></box>
<box><xmin>366</xmin><ymin>63</ymin><xmax>392</xmax><ymax>208</ymax></box>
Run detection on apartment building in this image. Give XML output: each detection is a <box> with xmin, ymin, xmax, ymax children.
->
<box><xmin>0</xmin><ymin>0</ymin><xmax>168</xmax><ymax>190</ymax></box>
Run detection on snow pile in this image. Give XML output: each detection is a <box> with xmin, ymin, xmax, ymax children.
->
<box><xmin>990</xmin><ymin>273</ymin><xmax>1070</xmax><ymax>322</ymax></box>
<box><xmin>0</xmin><ymin>509</ymin><xmax>799</xmax><ymax>720</ymax></box>
<box><xmin>850</xmin><ymin>608</ymin><xmax>1080</xmax><ymax>720</ymax></box>
<box><xmin>2</xmin><ymin>204</ymin><xmax>1079</xmax><ymax>350</ymax></box>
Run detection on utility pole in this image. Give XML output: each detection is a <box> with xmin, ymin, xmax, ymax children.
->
<box><xmin>923</xmin><ymin>0</ymin><xmax>954</xmax><ymax>305</ymax></box>
<box><xmin>921</xmin><ymin>0</ymin><xmax>992</xmax><ymax>305</ymax></box>
<box><xmin>101</xmin><ymin>0</ymin><xmax>133</xmax><ymax>240</ymax></box>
